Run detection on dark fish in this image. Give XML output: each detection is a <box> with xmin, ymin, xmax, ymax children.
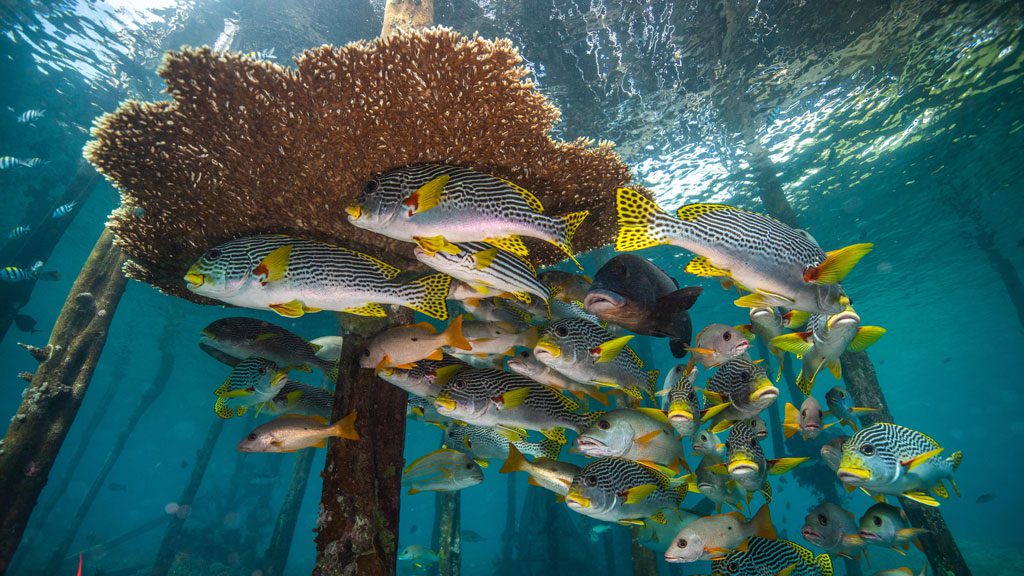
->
<box><xmin>975</xmin><ymin>493</ymin><xmax>995</xmax><ymax>504</ymax></box>
<box><xmin>583</xmin><ymin>254</ymin><xmax>702</xmax><ymax>357</ymax></box>
<box><xmin>461</xmin><ymin>530</ymin><xmax>487</xmax><ymax>542</ymax></box>
<box><xmin>14</xmin><ymin>314</ymin><xmax>38</xmax><ymax>333</ymax></box>
<box><xmin>107</xmin><ymin>482</ymin><xmax>128</xmax><ymax>492</ymax></box>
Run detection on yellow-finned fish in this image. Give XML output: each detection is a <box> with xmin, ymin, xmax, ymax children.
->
<box><xmin>782</xmin><ymin>396</ymin><xmax>834</xmax><ymax>440</ymax></box>
<box><xmin>801</xmin><ymin>502</ymin><xmax>866</xmax><ymax>560</ymax></box>
<box><xmin>575</xmin><ymin>408</ymin><xmax>689</xmax><ymax>473</ymax></box>
<box><xmin>711</xmin><ymin>537</ymin><xmax>834</xmax><ymax>576</ymax></box>
<box><xmin>663</xmin><ymin>504</ymin><xmax>777</xmax><ymax>563</ymax></box>
<box><xmin>615</xmin><ymin>187</ymin><xmax>872</xmax><ymax>315</ymax></box>
<box><xmin>213</xmin><ymin>357</ymin><xmax>289</xmax><ymax>419</ymax></box>
<box><xmin>500</xmin><ymin>443</ymin><xmax>580</xmax><ymax>498</ymax></box>
<box><xmin>402</xmin><ymin>447</ymin><xmax>485</xmax><ymax>495</ymax></box>
<box><xmin>185</xmin><ymin>235</ymin><xmax>451</xmax><ymax>320</ymax></box>
<box><xmin>236</xmin><ymin>412</ymin><xmax>358</xmax><ymax>453</ymax></box>
<box><xmin>414</xmin><ymin>236</ymin><xmax>551</xmax><ymax>305</ymax></box>
<box><xmin>689</xmin><ymin>323</ymin><xmax>752</xmax><ymax>369</ymax></box>
<box><xmin>362</xmin><ymin>315</ymin><xmax>472</xmax><ymax>369</ymax></box>
<box><xmin>712</xmin><ymin>421</ymin><xmax>808</xmax><ymax>504</ymax></box>
<box><xmin>565</xmin><ymin>457</ymin><xmax>689</xmax><ymax>526</ymax></box>
<box><xmin>857</xmin><ymin>502</ymin><xmax>927</xmax><ymax>554</ymax></box>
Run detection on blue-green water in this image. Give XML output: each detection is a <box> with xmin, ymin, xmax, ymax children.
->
<box><xmin>1</xmin><ymin>1</ymin><xmax>1022</xmax><ymax>575</ymax></box>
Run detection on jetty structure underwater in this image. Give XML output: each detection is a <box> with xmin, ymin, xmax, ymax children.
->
<box><xmin>0</xmin><ymin>1</ymin><xmax>973</xmax><ymax>575</ymax></box>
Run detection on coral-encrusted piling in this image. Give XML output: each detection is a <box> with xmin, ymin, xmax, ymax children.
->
<box><xmin>314</xmin><ymin>311</ymin><xmax>410</xmax><ymax>575</ymax></box>
<box><xmin>435</xmin><ymin>489</ymin><xmax>461</xmax><ymax>576</ymax></box>
<box><xmin>0</xmin><ymin>228</ymin><xmax>127</xmax><ymax>573</ymax></box>
<box><xmin>263</xmin><ymin>449</ymin><xmax>317</xmax><ymax>576</ymax></box>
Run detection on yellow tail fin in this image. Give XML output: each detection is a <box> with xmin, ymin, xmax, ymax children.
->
<box><xmin>553</xmin><ymin>210</ymin><xmax>589</xmax><ymax>270</ymax></box>
<box><xmin>751</xmin><ymin>503</ymin><xmax>777</xmax><ymax>540</ymax></box>
<box><xmin>329</xmin><ymin>410</ymin><xmax>360</xmax><ymax>441</ymax></box>
<box><xmin>782</xmin><ymin>402</ymin><xmax>800</xmax><ymax>439</ymax></box>
<box><xmin>615</xmin><ymin>187</ymin><xmax>668</xmax><ymax>252</ymax></box>
<box><xmin>444</xmin><ymin>314</ymin><xmax>472</xmax><ymax>351</ymax></box>
<box><xmin>500</xmin><ymin>443</ymin><xmax>528</xmax><ymax>474</ymax></box>
<box><xmin>406</xmin><ymin>273</ymin><xmax>452</xmax><ymax>320</ymax></box>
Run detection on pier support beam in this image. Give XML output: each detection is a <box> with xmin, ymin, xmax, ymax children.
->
<box><xmin>263</xmin><ymin>449</ymin><xmax>317</xmax><ymax>576</ymax></box>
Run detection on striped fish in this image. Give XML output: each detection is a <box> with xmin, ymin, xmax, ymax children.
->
<box><xmin>7</xmin><ymin>225</ymin><xmax>31</xmax><ymax>240</ymax></box>
<box><xmin>51</xmin><ymin>201</ymin><xmax>76</xmax><ymax>218</ymax></box>
<box><xmin>185</xmin><ymin>235</ymin><xmax>452</xmax><ymax>320</ymax></box>
<box><xmin>662</xmin><ymin>364</ymin><xmax>731</xmax><ymax>437</ymax></box>
<box><xmin>200</xmin><ymin>316</ymin><xmax>338</xmax><ymax>378</ymax></box>
<box><xmin>837</xmin><ymin>423</ymin><xmax>962</xmax><ymax>506</ymax></box>
<box><xmin>0</xmin><ymin>261</ymin><xmax>58</xmax><ymax>283</ymax></box>
<box><xmin>213</xmin><ymin>357</ymin><xmax>289</xmax><ymax>419</ymax></box>
<box><xmin>534</xmin><ymin>317</ymin><xmax>658</xmax><ymax>402</ymax></box>
<box><xmin>414</xmin><ymin>236</ymin><xmax>551</xmax><ymax>305</ymax></box>
<box><xmin>407</xmin><ymin>395</ymin><xmax>449</xmax><ymax>429</ymax></box>
<box><xmin>20</xmin><ymin>158</ymin><xmax>45</xmax><ymax>168</ymax></box>
<box><xmin>16</xmin><ymin>109</ymin><xmax>45</xmax><ymax>123</ymax></box>
<box><xmin>704</xmin><ymin>357</ymin><xmax>778</xmax><ymax>431</ymax></box>
<box><xmin>459</xmin><ymin>295</ymin><xmax>534</xmax><ymax>326</ymax></box>
<box><xmin>772</xmin><ymin>306</ymin><xmax>885</xmax><ymax>395</ymax></box>
<box><xmin>266</xmin><ymin>380</ymin><xmax>334</xmax><ymax>419</ymax></box>
<box><xmin>432</xmin><ymin>366</ymin><xmax>595</xmax><ymax>444</ymax></box>
<box><xmin>347</xmin><ymin>164</ymin><xmax>589</xmax><ymax>268</ymax></box>
<box><xmin>741</xmin><ymin>307</ymin><xmax>811</xmax><ymax>381</ymax></box>
<box><xmin>507</xmin><ymin>348</ymin><xmax>612</xmax><ymax>405</ymax></box>
<box><xmin>712</xmin><ymin>537</ymin><xmax>833</xmax><ymax>576</ymax></box>
<box><xmin>564</xmin><ymin>457</ymin><xmax>688</xmax><ymax>525</ymax></box>
<box><xmin>445</xmin><ymin>422</ymin><xmax>561</xmax><ymax>461</ymax></box>
<box><xmin>718</xmin><ymin>420</ymin><xmax>807</xmax><ymax>503</ymax></box>
<box><xmin>377</xmin><ymin>354</ymin><xmax>469</xmax><ymax>398</ymax></box>
<box><xmin>0</xmin><ymin>156</ymin><xmax>24</xmax><ymax>169</ymax></box>
<box><xmin>615</xmin><ymin>187</ymin><xmax>871</xmax><ymax>315</ymax></box>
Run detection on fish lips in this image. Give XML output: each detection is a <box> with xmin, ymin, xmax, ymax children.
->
<box><xmin>575</xmin><ymin>436</ymin><xmax>612</xmax><ymax>457</ymax></box>
<box><xmin>801</xmin><ymin>525</ymin><xmax>823</xmax><ymax>544</ymax></box>
<box><xmin>837</xmin><ymin>466</ymin><xmax>872</xmax><ymax>484</ymax></box>
<box><xmin>582</xmin><ymin>289</ymin><xmax>626</xmax><ymax>315</ymax></box>
<box><xmin>727</xmin><ymin>458</ymin><xmax>759</xmax><ymax>477</ymax></box>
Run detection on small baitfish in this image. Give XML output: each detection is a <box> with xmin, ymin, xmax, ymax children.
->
<box><xmin>402</xmin><ymin>447</ymin><xmax>485</xmax><ymax>495</ymax></box>
<box><xmin>711</xmin><ymin>537</ymin><xmax>834</xmax><ymax>576</ymax></box>
<box><xmin>615</xmin><ymin>187</ymin><xmax>871</xmax><ymax>315</ymax></box>
<box><xmin>704</xmin><ymin>357</ymin><xmax>778</xmax><ymax>432</ymax></box>
<box><xmin>200</xmin><ymin>316</ymin><xmax>338</xmax><ymax>378</ymax></box>
<box><xmin>213</xmin><ymin>357</ymin><xmax>290</xmax><ymax>419</ymax></box>
<box><xmin>185</xmin><ymin>235</ymin><xmax>451</xmax><ymax>320</ymax></box>
<box><xmin>838</xmin><ymin>423</ymin><xmax>962</xmax><ymax>507</ymax></box>
<box><xmin>824</xmin><ymin>386</ymin><xmax>878</xmax><ymax>432</ymax></box>
<box><xmin>583</xmin><ymin>254</ymin><xmax>703</xmax><ymax>358</ymax></box>
<box><xmin>663</xmin><ymin>504</ymin><xmax>776</xmax><ymax>562</ymax></box>
<box><xmin>51</xmin><ymin>201</ymin><xmax>77</xmax><ymax>218</ymax></box>
<box><xmin>534</xmin><ymin>318</ymin><xmax>658</xmax><ymax>402</ymax></box>
<box><xmin>772</xmin><ymin>306</ymin><xmax>885</xmax><ymax>395</ymax></box>
<box><xmin>346</xmin><ymin>164</ymin><xmax>589</xmax><ymax>267</ymax></box>
<box><xmin>716</xmin><ymin>421</ymin><xmax>807</xmax><ymax>504</ymax></box>
<box><xmin>414</xmin><ymin>236</ymin><xmax>551</xmax><ymax>304</ymax></box>
<box><xmin>1</xmin><ymin>261</ymin><xmax>59</xmax><ymax>283</ymax></box>
<box><xmin>446</xmin><ymin>422</ymin><xmax>561</xmax><ymax>462</ymax></box>
<box><xmin>398</xmin><ymin>544</ymin><xmax>439</xmax><ymax>569</ymax></box>
<box><xmin>433</xmin><ymin>366</ymin><xmax>595</xmax><ymax>444</ymax></box>
<box><xmin>236</xmin><ymin>412</ymin><xmax>358</xmax><ymax>452</ymax></box>
<box><xmin>16</xmin><ymin>109</ymin><xmax>45</xmax><ymax>123</ymax></box>
<box><xmin>575</xmin><ymin>408</ymin><xmax>688</xmax><ymax>472</ymax></box>
<box><xmin>783</xmin><ymin>396</ymin><xmax>833</xmax><ymax>440</ymax></box>
<box><xmin>0</xmin><ymin>156</ymin><xmax>25</xmax><ymax>170</ymax></box>
<box><xmin>539</xmin><ymin>270</ymin><xmax>592</xmax><ymax>303</ymax></box>
<box><xmin>857</xmin><ymin>502</ymin><xmax>927</xmax><ymax>554</ymax></box>
<box><xmin>689</xmin><ymin>323</ymin><xmax>752</xmax><ymax>369</ymax></box>
<box><xmin>362</xmin><ymin>315</ymin><xmax>471</xmax><ymax>369</ymax></box>
<box><xmin>7</xmin><ymin>225</ymin><xmax>31</xmax><ymax>240</ymax></box>
<box><xmin>661</xmin><ymin>364</ymin><xmax>731</xmax><ymax>437</ymax></box>
<box><xmin>801</xmin><ymin>502</ymin><xmax>865</xmax><ymax>560</ymax></box>
<box><xmin>500</xmin><ymin>443</ymin><xmax>580</xmax><ymax>497</ymax></box>
<box><xmin>565</xmin><ymin>457</ymin><xmax>688</xmax><ymax>525</ymax></box>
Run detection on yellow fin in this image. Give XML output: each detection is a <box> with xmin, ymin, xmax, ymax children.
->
<box><xmin>484</xmin><ymin>235</ymin><xmax>529</xmax><ymax>258</ymax></box>
<box><xmin>475</xmin><ymin>458</ymin><xmax>489</xmax><ymax>469</ymax></box>
<box><xmin>329</xmin><ymin>410</ymin><xmax>359</xmax><ymax>441</ymax></box>
<box><xmin>804</xmin><ymin>243</ymin><xmax>873</xmax><ymax>285</ymax></box>
<box><xmin>685</xmin><ymin>255</ymin><xmax>730</xmax><ymax>277</ymax></box>
<box><xmin>592</xmin><ymin>335</ymin><xmax>634</xmax><ymax>363</ymax></box>
<box><xmin>214</xmin><ymin>397</ymin><xmax>235</xmax><ymax>419</ymax></box>
<box><xmin>733</xmin><ymin>293</ymin><xmax>775</xmax><ymax>309</ymax></box>
<box><xmin>637</xmin><ymin>461</ymin><xmax>678</xmax><ymax>477</ymax></box>
<box><xmin>711</xmin><ymin>420</ymin><xmax>734</xmax><ymax>434</ymax></box>
<box><xmin>767</xmin><ymin>457</ymin><xmax>809</xmax><ymax>475</ymax></box>
<box><xmin>776</xmin><ymin>565</ymin><xmax>796</xmax><ymax>576</ymax></box>
<box><xmin>634</xmin><ymin>429</ymin><xmax>662</xmax><ymax>446</ymax></box>
<box><xmin>636</xmin><ymin>407</ymin><xmax>670</xmax><ymax>425</ymax></box>
<box><xmin>702</xmin><ymin>390</ymin><xmax>726</xmax><ymax>405</ymax></box>
<box><xmin>617</xmin><ymin>519</ymin><xmax>645</xmax><ymax>527</ymax></box>
<box><xmin>615</xmin><ymin>187</ymin><xmax>668</xmax><ymax>252</ymax></box>
<box><xmin>782</xmin><ymin>310</ymin><xmax>811</xmax><ymax>328</ymax></box>
<box><xmin>341</xmin><ymin>247</ymin><xmax>401</xmax><ymax>279</ymax></box>
<box><xmin>827</xmin><ymin>358</ymin><xmax>842</xmax><ymax>379</ymax></box>
<box><xmin>932</xmin><ymin>482</ymin><xmax>949</xmax><ymax>499</ymax></box>
<box><xmin>342</xmin><ymin>303</ymin><xmax>387</xmax><ymax>317</ymax></box>
<box><xmin>270</xmin><ymin>299</ymin><xmax>306</xmax><ymax>318</ymax></box>
<box><xmin>901</xmin><ymin>491</ymin><xmax>939</xmax><ymax>506</ymax></box>
<box><xmin>649</xmin><ymin>511</ymin><xmax>668</xmax><ymax>525</ymax></box>
<box><xmin>675</xmin><ymin>203</ymin><xmax>734</xmax><ymax>221</ymax></box>
<box><xmin>473</xmin><ymin>247</ymin><xmax>500</xmax><ymax>270</ymax></box>
<box><xmin>848</xmin><ymin>326</ymin><xmax>886</xmax><ymax>352</ymax></box>
<box><xmin>902</xmin><ymin>447</ymin><xmax>944</xmax><ymax>472</ymax></box>
<box><xmin>404</xmin><ymin>174</ymin><xmax>450</xmax><ymax>214</ymax></box>
<box><xmin>770</xmin><ymin>332</ymin><xmax>813</xmax><ymax>357</ymax></box>
<box><xmin>622</xmin><ymin>484</ymin><xmax>658</xmax><ymax>505</ymax></box>
<box><xmin>497</xmin><ymin>177</ymin><xmax>545</xmax><ymax>212</ymax></box>
<box><xmin>500</xmin><ymin>444</ymin><xmax>528</xmax><ymax>474</ymax></box>
<box><xmin>254</xmin><ymin>244</ymin><xmax>292</xmax><ymax>284</ymax></box>
<box><xmin>541</xmin><ymin>427</ymin><xmax>567</xmax><ymax>445</ymax></box>
<box><xmin>554</xmin><ymin>211</ymin><xmax>589</xmax><ymax>270</ymax></box>
<box><xmin>701</xmin><ymin>401</ymin><xmax>732</xmax><ymax>422</ymax></box>
<box><xmin>406</xmin><ymin>274</ymin><xmax>452</xmax><ymax>320</ymax></box>
<box><xmin>495</xmin><ymin>425</ymin><xmax>528</xmax><ymax>442</ymax></box>
<box><xmin>494</xmin><ymin>386</ymin><xmax>532</xmax><ymax>410</ymax></box>
<box><xmin>415</xmin><ymin>235</ymin><xmax>460</xmax><ymax>255</ymax></box>
<box><xmin>285</xmin><ymin>390</ymin><xmax>303</xmax><ymax>405</ymax></box>
<box><xmin>782</xmin><ymin>402</ymin><xmax>800</xmax><ymax>439</ymax></box>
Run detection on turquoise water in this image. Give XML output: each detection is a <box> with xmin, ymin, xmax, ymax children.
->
<box><xmin>1</xmin><ymin>1</ymin><xmax>1022</xmax><ymax>575</ymax></box>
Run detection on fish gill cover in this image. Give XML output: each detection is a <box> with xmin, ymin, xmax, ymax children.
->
<box><xmin>83</xmin><ymin>27</ymin><xmax>643</xmax><ymax>302</ymax></box>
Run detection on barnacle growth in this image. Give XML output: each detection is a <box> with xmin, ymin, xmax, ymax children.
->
<box><xmin>85</xmin><ymin>27</ymin><xmax>649</xmax><ymax>304</ymax></box>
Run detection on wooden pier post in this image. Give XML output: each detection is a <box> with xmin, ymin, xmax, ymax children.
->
<box><xmin>262</xmin><ymin>449</ymin><xmax>317</xmax><ymax>576</ymax></box>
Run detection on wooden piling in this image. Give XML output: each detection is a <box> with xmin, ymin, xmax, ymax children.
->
<box><xmin>0</xmin><ymin>228</ymin><xmax>127</xmax><ymax>573</ymax></box>
<box><xmin>262</xmin><ymin>449</ymin><xmax>317</xmax><ymax>576</ymax></box>
<box><xmin>435</xmin><ymin>489</ymin><xmax>461</xmax><ymax>576</ymax></box>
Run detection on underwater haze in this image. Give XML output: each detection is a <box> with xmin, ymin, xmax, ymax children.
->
<box><xmin>1</xmin><ymin>1</ymin><xmax>1022</xmax><ymax>575</ymax></box>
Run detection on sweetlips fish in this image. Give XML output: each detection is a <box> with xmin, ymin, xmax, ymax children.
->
<box><xmin>772</xmin><ymin>306</ymin><xmax>885</xmax><ymax>395</ymax></box>
<box><xmin>346</xmin><ymin>163</ymin><xmax>589</xmax><ymax>267</ymax></box>
<box><xmin>663</xmin><ymin>504</ymin><xmax>776</xmax><ymax>562</ymax></box>
<box><xmin>820</xmin><ymin>435</ymin><xmax>849</xmax><ymax>473</ymax></box>
<box><xmin>837</xmin><ymin>423</ymin><xmax>962</xmax><ymax>506</ymax></box>
<box><xmin>185</xmin><ymin>235</ymin><xmax>451</xmax><ymax>320</ymax></box>
<box><xmin>539</xmin><ymin>270</ymin><xmax>592</xmax><ymax>303</ymax></box>
<box><xmin>445</xmin><ymin>422</ymin><xmax>561</xmax><ymax>462</ymax></box>
<box><xmin>635</xmin><ymin>508</ymin><xmax>702</xmax><ymax>551</ymax></box>
<box><xmin>407</xmin><ymin>395</ymin><xmax>450</xmax><ymax>430</ymax></box>
<box><xmin>615</xmin><ymin>187</ymin><xmax>872</xmax><ymax>315</ymax></box>
<box><xmin>377</xmin><ymin>355</ymin><xmax>469</xmax><ymax>398</ymax></box>
<box><xmin>824</xmin><ymin>386</ymin><xmax>878</xmax><ymax>432</ymax></box>
<box><xmin>711</xmin><ymin>537</ymin><xmax>834</xmax><ymax>576</ymax></box>
<box><xmin>704</xmin><ymin>357</ymin><xmax>778</xmax><ymax>432</ymax></box>
<box><xmin>565</xmin><ymin>457</ymin><xmax>689</xmax><ymax>526</ymax></box>
<box><xmin>214</xmin><ymin>357</ymin><xmax>289</xmax><ymax>419</ymax></box>
<box><xmin>414</xmin><ymin>236</ymin><xmax>551</xmax><ymax>305</ymax></box>
<box><xmin>506</xmin><ymin>349</ymin><xmax>612</xmax><ymax>405</ymax></box>
<box><xmin>362</xmin><ymin>315</ymin><xmax>471</xmax><ymax>369</ymax></box>
<box><xmin>714</xmin><ymin>421</ymin><xmax>808</xmax><ymax>504</ymax></box>
<box><xmin>398</xmin><ymin>545</ymin><xmax>439</xmax><ymax>569</ymax></box>
<box><xmin>266</xmin><ymin>380</ymin><xmax>334</xmax><ymax>419</ymax></box>
<box><xmin>738</xmin><ymin>307</ymin><xmax>811</xmax><ymax>380</ymax></box>
<box><xmin>783</xmin><ymin>396</ymin><xmax>833</xmax><ymax>440</ymax></box>
<box><xmin>690</xmin><ymin>323</ymin><xmax>752</xmax><ymax>369</ymax></box>
<box><xmin>583</xmin><ymin>254</ymin><xmax>703</xmax><ymax>358</ymax></box>
<box><xmin>743</xmin><ymin>417</ymin><xmax>768</xmax><ymax>442</ymax></box>
<box><xmin>660</xmin><ymin>364</ymin><xmax>731</xmax><ymax>437</ymax></box>
<box><xmin>693</xmin><ymin>429</ymin><xmax>726</xmax><ymax>460</ymax></box>
<box><xmin>500</xmin><ymin>443</ymin><xmax>581</xmax><ymax>497</ymax></box>
<box><xmin>200</xmin><ymin>317</ymin><xmax>338</xmax><ymax>378</ymax></box>
<box><xmin>402</xmin><ymin>447</ymin><xmax>485</xmax><ymax>495</ymax></box>
<box><xmin>857</xmin><ymin>502</ymin><xmax>927</xmax><ymax>553</ymax></box>
<box><xmin>575</xmin><ymin>408</ymin><xmax>689</xmax><ymax>472</ymax></box>
<box><xmin>801</xmin><ymin>502</ymin><xmax>865</xmax><ymax>560</ymax></box>
<box><xmin>454</xmin><ymin>319</ymin><xmax>539</xmax><ymax>357</ymax></box>
<box><xmin>236</xmin><ymin>412</ymin><xmax>358</xmax><ymax>453</ymax></box>
<box><xmin>432</xmin><ymin>367</ymin><xmax>597</xmax><ymax>444</ymax></box>
<box><xmin>459</xmin><ymin>296</ymin><xmax>534</xmax><ymax>326</ymax></box>
<box><xmin>534</xmin><ymin>318</ymin><xmax>658</xmax><ymax>402</ymax></box>
<box><xmin>694</xmin><ymin>453</ymin><xmax>746</xmax><ymax>513</ymax></box>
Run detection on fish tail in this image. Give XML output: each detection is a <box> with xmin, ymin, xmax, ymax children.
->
<box><xmin>751</xmin><ymin>503</ymin><xmax>777</xmax><ymax>540</ymax></box>
<box><xmin>329</xmin><ymin>410</ymin><xmax>359</xmax><ymax>440</ymax></box>
<box><xmin>552</xmin><ymin>210</ymin><xmax>589</xmax><ymax>270</ymax></box>
<box><xmin>443</xmin><ymin>314</ymin><xmax>472</xmax><ymax>350</ymax></box>
<box><xmin>950</xmin><ymin>450</ymin><xmax>962</xmax><ymax>471</ymax></box>
<box><xmin>214</xmin><ymin>397</ymin><xmax>236</xmax><ymax>419</ymax></box>
<box><xmin>782</xmin><ymin>402</ymin><xmax>799</xmax><ymax>439</ymax></box>
<box><xmin>404</xmin><ymin>273</ymin><xmax>452</xmax><ymax>320</ymax></box>
<box><xmin>500</xmin><ymin>443</ymin><xmax>528</xmax><ymax>474</ymax></box>
<box><xmin>615</xmin><ymin>187</ymin><xmax>671</xmax><ymax>252</ymax></box>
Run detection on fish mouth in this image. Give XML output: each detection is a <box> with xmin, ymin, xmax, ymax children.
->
<box><xmin>734</xmin><ymin>339</ymin><xmax>751</xmax><ymax>354</ymax></box>
<box><xmin>575</xmin><ymin>436</ymin><xmax>609</xmax><ymax>455</ymax></box>
<box><xmin>534</xmin><ymin>338</ymin><xmax>561</xmax><ymax>358</ymax></box>
<box><xmin>696</xmin><ymin>482</ymin><xmax>714</xmax><ymax>493</ymax></box>
<box><xmin>582</xmin><ymin>290</ymin><xmax>625</xmax><ymax>313</ymax></box>
<box><xmin>667</xmin><ymin>407</ymin><xmax>694</xmax><ymax>422</ymax></box>
<box><xmin>565</xmin><ymin>491</ymin><xmax>591</xmax><ymax>509</ymax></box>
<box><xmin>727</xmin><ymin>459</ymin><xmax>759</xmax><ymax>476</ymax></box>
<box><xmin>858</xmin><ymin>530</ymin><xmax>881</xmax><ymax>542</ymax></box>
<box><xmin>828</xmin><ymin>307</ymin><xmax>860</xmax><ymax>329</ymax></box>
<box><xmin>750</xmin><ymin>383</ymin><xmax>779</xmax><ymax>403</ymax></box>
<box><xmin>837</xmin><ymin>466</ymin><xmax>871</xmax><ymax>483</ymax></box>
<box><xmin>184</xmin><ymin>270</ymin><xmax>205</xmax><ymax>288</ymax></box>
<box><xmin>271</xmin><ymin>371</ymin><xmax>288</xmax><ymax>387</ymax></box>
<box><xmin>434</xmin><ymin>397</ymin><xmax>457</xmax><ymax>412</ymax></box>
<box><xmin>801</xmin><ymin>526</ymin><xmax>821</xmax><ymax>542</ymax></box>
<box><xmin>345</xmin><ymin>204</ymin><xmax>362</xmax><ymax>220</ymax></box>
<box><xmin>376</xmin><ymin>366</ymin><xmax>396</xmax><ymax>377</ymax></box>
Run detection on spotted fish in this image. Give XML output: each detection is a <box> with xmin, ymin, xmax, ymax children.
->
<box><xmin>661</xmin><ymin>364</ymin><xmax>731</xmax><ymax>437</ymax></box>
<box><xmin>414</xmin><ymin>236</ymin><xmax>551</xmax><ymax>304</ymax></box>
<box><xmin>711</xmin><ymin>537</ymin><xmax>834</xmax><ymax>576</ymax></box>
<box><xmin>565</xmin><ymin>457</ymin><xmax>688</xmax><ymax>525</ymax></box>
<box><xmin>837</xmin><ymin>423</ymin><xmax>962</xmax><ymax>506</ymax></box>
<box><xmin>615</xmin><ymin>187</ymin><xmax>871</xmax><ymax>315</ymax></box>
<box><xmin>704</xmin><ymin>358</ymin><xmax>778</xmax><ymax>432</ymax></box>
<box><xmin>266</xmin><ymin>380</ymin><xmax>334</xmax><ymax>419</ymax></box>
<box><xmin>199</xmin><ymin>317</ymin><xmax>338</xmax><ymax>378</ymax></box>
<box><xmin>214</xmin><ymin>357</ymin><xmax>289</xmax><ymax>419</ymax></box>
<box><xmin>445</xmin><ymin>422</ymin><xmax>561</xmax><ymax>462</ymax></box>
<box><xmin>716</xmin><ymin>421</ymin><xmax>807</xmax><ymax>504</ymax></box>
<box><xmin>347</xmin><ymin>164</ymin><xmax>589</xmax><ymax>267</ymax></box>
<box><xmin>185</xmin><ymin>235</ymin><xmax>451</xmax><ymax>320</ymax></box>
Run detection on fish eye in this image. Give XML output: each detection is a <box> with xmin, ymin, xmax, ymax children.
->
<box><xmin>247</xmin><ymin>433</ymin><xmax>257</xmax><ymax>441</ymax></box>
<box><xmin>363</xmin><ymin>180</ymin><xmax>378</xmax><ymax>196</ymax></box>
<box><xmin>818</xmin><ymin>513</ymin><xmax>828</xmax><ymax>525</ymax></box>
<box><xmin>740</xmin><ymin>370</ymin><xmax>751</xmax><ymax>381</ymax></box>
<box><xmin>873</xmin><ymin>515</ymin><xmax>882</xmax><ymax>527</ymax></box>
<box><xmin>519</xmin><ymin>350</ymin><xmax>531</xmax><ymax>358</ymax></box>
<box><xmin>676</xmin><ymin>538</ymin><xmax>687</xmax><ymax>548</ymax></box>
<box><xmin>860</xmin><ymin>444</ymin><xmax>875</xmax><ymax>456</ymax></box>
<box><xmin>411</xmin><ymin>337</ymin><xmax>418</xmax><ymax>342</ymax></box>
<box><xmin>584</xmin><ymin>474</ymin><xmax>597</xmax><ymax>487</ymax></box>
<box><xmin>258</xmin><ymin>365</ymin><xmax>268</xmax><ymax>375</ymax></box>
<box><xmin>723</xmin><ymin>331</ymin><xmax>732</xmax><ymax>341</ymax></box>
<box><xmin>206</xmin><ymin>248</ymin><xmax>221</xmax><ymax>260</ymax></box>
<box><xmin>801</xmin><ymin>409</ymin><xmax>807</xmax><ymax>416</ymax></box>
<box><xmin>598</xmin><ymin>419</ymin><xmax>610</xmax><ymax>430</ymax></box>
<box><xmin>362</xmin><ymin>349</ymin><xmax>370</xmax><ymax>356</ymax></box>
<box><xmin>555</xmin><ymin>325</ymin><xmax>569</xmax><ymax>337</ymax></box>
<box><xmin>452</xmin><ymin>381</ymin><xmax>464</xmax><ymax>390</ymax></box>
<box><xmin>699</xmin><ymin>433</ymin><xmax>708</xmax><ymax>441</ymax></box>
<box><xmin>464</xmin><ymin>462</ymin><xmax>474</xmax><ymax>470</ymax></box>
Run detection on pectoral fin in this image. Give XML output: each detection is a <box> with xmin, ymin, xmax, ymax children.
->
<box><xmin>253</xmin><ymin>244</ymin><xmax>292</xmax><ymax>284</ymax></box>
<box><xmin>402</xmin><ymin>174</ymin><xmax>449</xmax><ymax>214</ymax></box>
